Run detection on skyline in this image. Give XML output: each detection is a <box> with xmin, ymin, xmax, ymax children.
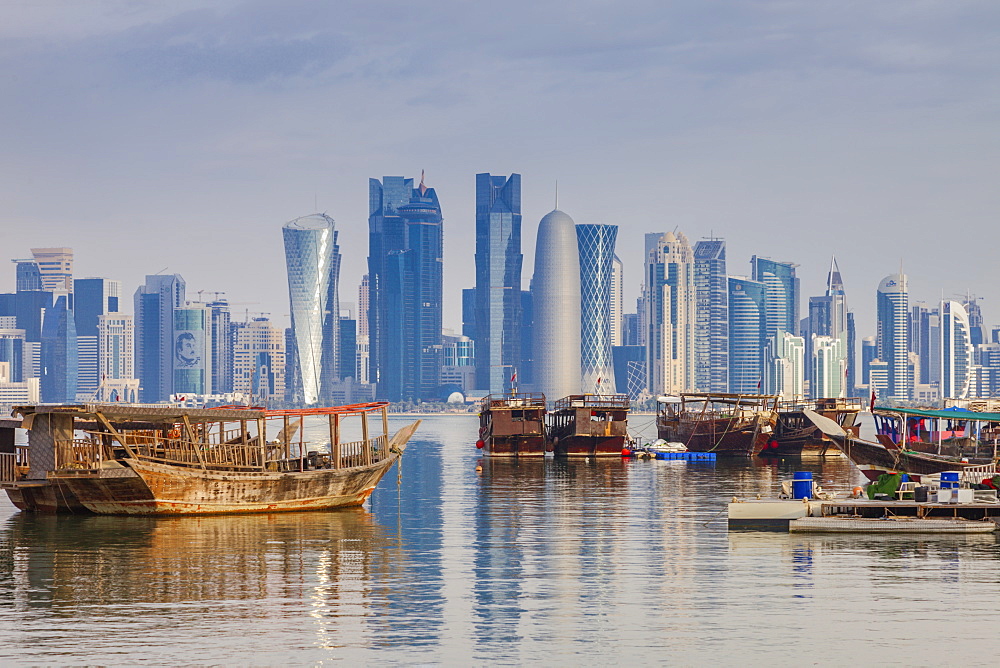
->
<box><xmin>2</xmin><ymin>2</ymin><xmax>999</xmax><ymax>341</ymax></box>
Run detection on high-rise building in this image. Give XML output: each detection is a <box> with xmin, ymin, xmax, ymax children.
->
<box><xmin>610</xmin><ymin>255</ymin><xmax>624</xmax><ymax>347</ymax></box>
<box><xmin>474</xmin><ymin>173</ymin><xmax>523</xmax><ymax>394</ymax></box>
<box><xmin>532</xmin><ymin>210</ymin><xmax>581</xmax><ymax>400</ymax></box>
<box><xmin>622</xmin><ymin>313</ymin><xmax>640</xmax><ymax>347</ymax></box>
<box><xmin>645</xmin><ymin>231</ymin><xmax>695</xmax><ymax>394</ymax></box>
<box><xmin>339</xmin><ymin>315</ymin><xmax>357</xmax><ymax>380</ymax></box>
<box><xmin>30</xmin><ymin>248</ymin><xmax>73</xmax><ymax>293</ymax></box>
<box><xmin>40</xmin><ymin>295</ymin><xmax>77</xmax><ymax>402</ymax></box>
<box><xmin>805</xmin><ymin>257</ymin><xmax>848</xmax><ymax>393</ymax></box>
<box><xmin>367</xmin><ymin>175</ymin><xmax>443</xmax><ymax>402</ymax></box>
<box><xmin>367</xmin><ymin>176</ymin><xmax>413</xmax><ymax>392</ymax></box>
<box><xmin>358</xmin><ymin>275</ymin><xmax>370</xmax><ymax>384</ymax></box>
<box><xmin>940</xmin><ymin>300</ymin><xmax>973</xmax><ymax>400</ymax></box>
<box><xmin>861</xmin><ymin>336</ymin><xmax>877</xmax><ymax>388</ymax></box>
<box><xmin>283</xmin><ymin>214</ymin><xmax>341</xmax><ymax>405</ymax></box>
<box><xmin>577</xmin><ymin>223</ymin><xmax>617</xmax><ymax>394</ymax></box>
<box><xmin>97</xmin><ymin>313</ymin><xmax>138</xmax><ymax>402</ymax></box>
<box><xmin>693</xmin><ymin>239</ymin><xmax>728</xmax><ymax>392</ymax></box>
<box><xmin>173</xmin><ymin>304</ymin><xmax>212</xmax><ymax>397</ymax></box>
<box><xmin>134</xmin><ymin>274</ymin><xmax>186</xmax><ymax>403</ymax></box>
<box><xmin>205</xmin><ymin>299</ymin><xmax>233</xmax><ymax>394</ymax></box>
<box><xmin>0</xmin><ymin>328</ymin><xmax>25</xmax><ymax>383</ymax></box>
<box><xmin>764</xmin><ymin>330</ymin><xmax>804</xmax><ymax>401</ymax></box>
<box><xmin>520</xmin><ymin>289</ymin><xmax>534</xmax><ymax>387</ymax></box>
<box><xmin>847</xmin><ymin>312</ymin><xmax>857</xmax><ymax>396</ymax></box>
<box><xmin>12</xmin><ymin>259</ymin><xmax>42</xmax><ymax>292</ymax></box>
<box><xmin>611</xmin><ymin>345</ymin><xmax>647</xmax><ymax>400</ymax></box>
<box><xmin>963</xmin><ymin>295</ymin><xmax>985</xmax><ymax>346</ymax></box>
<box><xmin>751</xmin><ymin>256</ymin><xmax>799</xmax><ymax>338</ymax></box>
<box><xmin>73</xmin><ymin>277</ymin><xmax>121</xmax><ymax>399</ymax></box>
<box><xmin>728</xmin><ymin>277</ymin><xmax>767</xmax><ymax>393</ymax></box>
<box><xmin>811</xmin><ymin>335</ymin><xmax>846</xmax><ymax>399</ymax></box>
<box><xmin>283</xmin><ymin>327</ymin><xmax>301</xmax><ymax>405</ymax></box>
<box><xmin>233</xmin><ymin>317</ymin><xmax>285</xmax><ymax>404</ymax></box>
<box><xmin>876</xmin><ymin>273</ymin><xmax>912</xmax><ymax>400</ymax></box>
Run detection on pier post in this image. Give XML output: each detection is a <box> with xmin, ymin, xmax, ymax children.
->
<box><xmin>332</xmin><ymin>413</ymin><xmax>341</xmax><ymax>469</ymax></box>
<box><xmin>362</xmin><ymin>411</ymin><xmax>371</xmax><ymax>466</ymax></box>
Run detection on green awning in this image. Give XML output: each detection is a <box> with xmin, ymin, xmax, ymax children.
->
<box><xmin>874</xmin><ymin>405</ymin><xmax>1000</xmax><ymax>422</ymax></box>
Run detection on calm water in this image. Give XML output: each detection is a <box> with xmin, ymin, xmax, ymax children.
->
<box><xmin>3</xmin><ymin>415</ymin><xmax>1000</xmax><ymax>665</ymax></box>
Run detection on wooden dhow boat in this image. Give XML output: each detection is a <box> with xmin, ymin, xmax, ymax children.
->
<box><xmin>657</xmin><ymin>393</ymin><xmax>779</xmax><ymax>456</ymax></box>
<box><xmin>547</xmin><ymin>394</ymin><xmax>630</xmax><ymax>457</ymax></box>
<box><xmin>766</xmin><ymin>397</ymin><xmax>863</xmax><ymax>457</ymax></box>
<box><xmin>0</xmin><ymin>402</ymin><xmax>419</xmax><ymax>515</ymax></box>
<box><xmin>805</xmin><ymin>405</ymin><xmax>1000</xmax><ymax>483</ymax></box>
<box><xmin>477</xmin><ymin>393</ymin><xmax>547</xmax><ymax>457</ymax></box>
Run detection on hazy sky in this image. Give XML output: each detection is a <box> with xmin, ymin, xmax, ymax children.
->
<box><xmin>2</xmin><ymin>1</ymin><xmax>999</xmax><ymax>339</ymax></box>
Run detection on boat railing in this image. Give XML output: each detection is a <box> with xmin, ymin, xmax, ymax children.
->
<box><xmin>54</xmin><ymin>430</ymin><xmax>393</xmax><ymax>473</ymax></box>
<box><xmin>553</xmin><ymin>394</ymin><xmax>630</xmax><ymax>412</ymax></box>
<box><xmin>482</xmin><ymin>393</ymin><xmax>547</xmax><ymax>410</ymax></box>
<box><xmin>958</xmin><ymin>464</ymin><xmax>997</xmax><ymax>485</ymax></box>
<box><xmin>0</xmin><ymin>452</ymin><xmax>15</xmax><ymax>484</ymax></box>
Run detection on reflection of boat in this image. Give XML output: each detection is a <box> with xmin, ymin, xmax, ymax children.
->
<box><xmin>478</xmin><ymin>393</ymin><xmax>547</xmax><ymax>457</ymax></box>
<box><xmin>767</xmin><ymin>398</ymin><xmax>862</xmax><ymax>457</ymax></box>
<box><xmin>2</xmin><ymin>403</ymin><xmax>418</xmax><ymax>515</ymax></box>
<box><xmin>547</xmin><ymin>394</ymin><xmax>629</xmax><ymax>457</ymax></box>
<box><xmin>657</xmin><ymin>393</ymin><xmax>779</xmax><ymax>456</ymax></box>
<box><xmin>805</xmin><ymin>405</ymin><xmax>1000</xmax><ymax>482</ymax></box>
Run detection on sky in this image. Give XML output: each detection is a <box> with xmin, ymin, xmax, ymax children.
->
<box><xmin>2</xmin><ymin>0</ymin><xmax>999</xmax><ymax>340</ymax></box>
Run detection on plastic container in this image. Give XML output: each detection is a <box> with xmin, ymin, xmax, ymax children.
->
<box><xmin>914</xmin><ymin>486</ymin><xmax>929</xmax><ymax>502</ymax></box>
<box><xmin>792</xmin><ymin>471</ymin><xmax>813</xmax><ymax>500</ymax></box>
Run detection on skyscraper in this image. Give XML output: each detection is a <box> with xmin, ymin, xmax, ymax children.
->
<box><xmin>358</xmin><ymin>275</ymin><xmax>370</xmax><ymax>384</ymax></box>
<box><xmin>806</xmin><ymin>257</ymin><xmax>848</xmax><ymax>394</ymax></box>
<box><xmin>577</xmin><ymin>223</ymin><xmax>617</xmax><ymax>394</ymax></box>
<box><xmin>283</xmin><ymin>214</ymin><xmax>341</xmax><ymax>405</ymax></box>
<box><xmin>764</xmin><ymin>330</ymin><xmax>804</xmax><ymax>400</ymax></box>
<box><xmin>876</xmin><ymin>273</ymin><xmax>911</xmax><ymax>400</ymax></box>
<box><xmin>134</xmin><ymin>274</ymin><xmax>186</xmax><ymax>403</ymax></box>
<box><xmin>368</xmin><ymin>176</ymin><xmax>414</xmax><ymax>392</ymax></box>
<box><xmin>204</xmin><ymin>298</ymin><xmax>232</xmax><ymax>394</ymax></box>
<box><xmin>645</xmin><ymin>231</ymin><xmax>695</xmax><ymax>394</ymax></box>
<box><xmin>728</xmin><ymin>277</ymin><xmax>767</xmax><ymax>393</ymax></box>
<box><xmin>532</xmin><ymin>210</ymin><xmax>581</xmax><ymax>400</ymax></box>
<box><xmin>30</xmin><ymin>248</ymin><xmax>73</xmax><ymax>293</ymax></box>
<box><xmin>474</xmin><ymin>173</ymin><xmax>523</xmax><ymax>394</ymax></box>
<box><xmin>173</xmin><ymin>304</ymin><xmax>212</xmax><ymax>397</ymax></box>
<box><xmin>12</xmin><ymin>259</ymin><xmax>42</xmax><ymax>292</ymax></box>
<box><xmin>233</xmin><ymin>317</ymin><xmax>286</xmax><ymax>404</ymax></box>
<box><xmin>367</xmin><ymin>175</ymin><xmax>443</xmax><ymax>402</ymax></box>
<box><xmin>811</xmin><ymin>335</ymin><xmax>846</xmax><ymax>399</ymax></box>
<box><xmin>97</xmin><ymin>312</ymin><xmax>137</xmax><ymax>402</ymax></box>
<box><xmin>751</xmin><ymin>256</ymin><xmax>799</xmax><ymax>338</ymax></box>
<box><xmin>693</xmin><ymin>239</ymin><xmax>729</xmax><ymax>392</ymax></box>
<box><xmin>941</xmin><ymin>300</ymin><xmax>973</xmax><ymax>400</ymax></box>
<box><xmin>40</xmin><ymin>295</ymin><xmax>77</xmax><ymax>402</ymax></box>
<box><xmin>73</xmin><ymin>277</ymin><xmax>121</xmax><ymax>398</ymax></box>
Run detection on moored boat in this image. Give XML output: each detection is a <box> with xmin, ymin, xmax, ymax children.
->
<box><xmin>547</xmin><ymin>394</ymin><xmax>629</xmax><ymax>457</ymax></box>
<box><xmin>657</xmin><ymin>393</ymin><xmax>779</xmax><ymax>456</ymax></box>
<box><xmin>1</xmin><ymin>402</ymin><xmax>418</xmax><ymax>515</ymax></box>
<box><xmin>477</xmin><ymin>393</ymin><xmax>547</xmax><ymax>457</ymax></box>
<box><xmin>805</xmin><ymin>405</ymin><xmax>1000</xmax><ymax>483</ymax></box>
<box><xmin>767</xmin><ymin>397</ymin><xmax>862</xmax><ymax>457</ymax></box>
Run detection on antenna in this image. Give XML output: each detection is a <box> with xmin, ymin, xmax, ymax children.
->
<box><xmin>554</xmin><ymin>180</ymin><xmax>559</xmax><ymax>210</ymax></box>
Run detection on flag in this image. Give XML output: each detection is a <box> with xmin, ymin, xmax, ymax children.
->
<box><xmin>510</xmin><ymin>370</ymin><xmax>517</xmax><ymax>384</ymax></box>
<box><xmin>757</xmin><ymin>378</ymin><xmax>762</xmax><ymax>390</ymax></box>
<box><xmin>869</xmin><ymin>389</ymin><xmax>876</xmax><ymax>413</ymax></box>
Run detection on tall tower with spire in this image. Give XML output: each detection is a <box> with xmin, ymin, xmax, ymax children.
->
<box><xmin>805</xmin><ymin>257</ymin><xmax>849</xmax><ymax>398</ymax></box>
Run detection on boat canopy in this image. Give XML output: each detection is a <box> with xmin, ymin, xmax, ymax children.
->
<box><xmin>874</xmin><ymin>405</ymin><xmax>1000</xmax><ymax>423</ymax></box>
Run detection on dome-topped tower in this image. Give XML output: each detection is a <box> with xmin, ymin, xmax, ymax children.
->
<box><xmin>532</xmin><ymin>209</ymin><xmax>581</xmax><ymax>401</ymax></box>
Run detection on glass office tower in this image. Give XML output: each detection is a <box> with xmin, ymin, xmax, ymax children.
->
<box><xmin>876</xmin><ymin>274</ymin><xmax>911</xmax><ymax>400</ymax></box>
<box><xmin>693</xmin><ymin>239</ymin><xmax>729</xmax><ymax>392</ymax></box>
<box><xmin>283</xmin><ymin>214</ymin><xmax>341</xmax><ymax>405</ymax></box>
<box><xmin>474</xmin><ymin>173</ymin><xmax>522</xmax><ymax>394</ymax></box>
<box><xmin>728</xmin><ymin>277</ymin><xmax>767</xmax><ymax>393</ymax></box>
<box><xmin>40</xmin><ymin>295</ymin><xmax>77</xmax><ymax>402</ymax></box>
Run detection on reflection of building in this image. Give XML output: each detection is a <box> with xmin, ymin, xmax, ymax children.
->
<box><xmin>473</xmin><ymin>173</ymin><xmax>523</xmax><ymax>394</ymax></box>
<box><xmin>135</xmin><ymin>274</ymin><xmax>186</xmax><ymax>402</ymax></box>
<box><xmin>173</xmin><ymin>304</ymin><xmax>212</xmax><ymax>396</ymax></box>
<box><xmin>283</xmin><ymin>214</ymin><xmax>341</xmax><ymax>405</ymax></box>
<box><xmin>576</xmin><ymin>223</ymin><xmax>617</xmax><ymax>394</ymax></box>
<box><xmin>533</xmin><ymin>210</ymin><xmax>581</xmax><ymax>400</ymax></box>
<box><xmin>876</xmin><ymin>273</ymin><xmax>911</xmax><ymax>400</ymax></box>
<box><xmin>233</xmin><ymin>317</ymin><xmax>285</xmax><ymax>404</ymax></box>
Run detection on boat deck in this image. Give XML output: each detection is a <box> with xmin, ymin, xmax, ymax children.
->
<box><xmin>729</xmin><ymin>496</ymin><xmax>1000</xmax><ymax>530</ymax></box>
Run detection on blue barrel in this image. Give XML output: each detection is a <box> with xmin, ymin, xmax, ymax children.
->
<box><xmin>792</xmin><ymin>471</ymin><xmax>813</xmax><ymax>499</ymax></box>
<box><xmin>941</xmin><ymin>471</ymin><xmax>960</xmax><ymax>489</ymax></box>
